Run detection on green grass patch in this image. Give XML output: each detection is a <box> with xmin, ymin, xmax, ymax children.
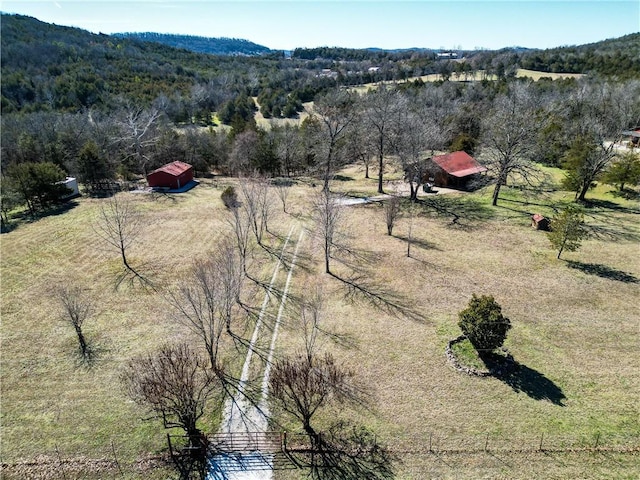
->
<box><xmin>450</xmin><ymin>337</ymin><xmax>486</xmax><ymax>370</ymax></box>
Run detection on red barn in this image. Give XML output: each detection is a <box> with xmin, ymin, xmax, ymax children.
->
<box><xmin>147</xmin><ymin>161</ymin><xmax>194</xmax><ymax>190</ymax></box>
<box><xmin>424</xmin><ymin>151</ymin><xmax>487</xmax><ymax>189</ymax></box>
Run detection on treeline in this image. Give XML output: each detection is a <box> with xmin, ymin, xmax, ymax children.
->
<box><xmin>3</xmin><ymin>14</ymin><xmax>640</xmax><ymax>224</ymax></box>
<box><xmin>3</xmin><ymin>76</ymin><xmax>639</xmax><ymax>219</ymax></box>
<box><xmin>292</xmin><ymin>46</ymin><xmax>436</xmax><ymax>62</ymax></box>
<box><xmin>114</xmin><ymin>32</ymin><xmax>272</xmax><ymax>56</ymax></box>
<box><xmin>519</xmin><ymin>33</ymin><xmax>640</xmax><ymax>78</ymax></box>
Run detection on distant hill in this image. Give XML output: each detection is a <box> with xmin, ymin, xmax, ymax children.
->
<box><xmin>518</xmin><ymin>33</ymin><xmax>640</xmax><ymax>78</ymax></box>
<box><xmin>114</xmin><ymin>32</ymin><xmax>272</xmax><ymax>56</ymax></box>
<box><xmin>2</xmin><ymin>13</ymin><xmax>638</xmax><ymax>116</ymax></box>
<box><xmin>0</xmin><ymin>14</ymin><xmax>286</xmax><ymax>113</ymax></box>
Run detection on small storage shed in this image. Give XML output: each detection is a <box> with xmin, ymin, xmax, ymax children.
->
<box><xmin>531</xmin><ymin>214</ymin><xmax>550</xmax><ymax>231</ymax></box>
<box><xmin>424</xmin><ymin>151</ymin><xmax>487</xmax><ymax>189</ymax></box>
<box><xmin>147</xmin><ymin>161</ymin><xmax>194</xmax><ymax>190</ymax></box>
<box><xmin>58</xmin><ymin>177</ymin><xmax>80</xmax><ymax>199</ymax></box>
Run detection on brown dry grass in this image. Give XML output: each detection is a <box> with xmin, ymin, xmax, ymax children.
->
<box><xmin>2</xmin><ymin>171</ymin><xmax>638</xmax><ymax>479</ymax></box>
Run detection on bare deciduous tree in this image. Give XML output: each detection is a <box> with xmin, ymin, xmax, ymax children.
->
<box><xmin>227</xmin><ymin>198</ymin><xmax>252</xmax><ymax>277</ymax></box>
<box><xmin>238</xmin><ymin>176</ymin><xmax>272</xmax><ymax>245</ymax></box>
<box><xmin>228</xmin><ymin>130</ymin><xmax>259</xmax><ymax>176</ymax></box>
<box><xmin>312</xmin><ymin>90</ymin><xmax>358</xmax><ymax>191</ymax></box>
<box><xmin>273</xmin><ymin>178</ymin><xmax>293</xmax><ymax>214</ymax></box>
<box><xmin>313</xmin><ymin>189</ymin><xmax>344</xmax><ymax>274</ymax></box>
<box><xmin>121</xmin><ymin>342</ymin><xmax>218</xmax><ymax>459</ymax></box>
<box><xmin>273</xmin><ymin>124</ymin><xmax>303</xmax><ymax>177</ymax></box>
<box><xmin>169</xmin><ymin>238</ymin><xmax>243</xmax><ymax>371</ymax></box>
<box><xmin>345</xmin><ymin>114</ymin><xmax>374</xmax><ymax>180</ymax></box>
<box><xmin>94</xmin><ymin>195</ymin><xmax>147</xmax><ymax>284</ymax></box>
<box><xmin>269</xmin><ymin>352</ymin><xmax>352</xmax><ymax>447</ymax></box>
<box><xmin>365</xmin><ymin>86</ymin><xmax>402</xmax><ymax>194</ymax></box>
<box><xmin>57</xmin><ymin>285</ymin><xmax>94</xmax><ymax>359</ymax></box>
<box><xmin>383</xmin><ymin>196</ymin><xmax>401</xmax><ymax>236</ymax></box>
<box><xmin>112</xmin><ymin>104</ymin><xmax>164</xmax><ymax>175</ymax></box>
<box><xmin>481</xmin><ymin>82</ymin><xmax>544</xmax><ymax>206</ymax></box>
<box><xmin>300</xmin><ymin>284</ymin><xmax>324</xmax><ymax>363</ymax></box>
<box><xmin>390</xmin><ymin>99</ymin><xmax>442</xmax><ymax>201</ymax></box>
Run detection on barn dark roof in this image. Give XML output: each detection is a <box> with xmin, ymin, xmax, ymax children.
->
<box><xmin>150</xmin><ymin>161</ymin><xmax>192</xmax><ymax>177</ymax></box>
<box><xmin>431</xmin><ymin>151</ymin><xmax>487</xmax><ymax>177</ymax></box>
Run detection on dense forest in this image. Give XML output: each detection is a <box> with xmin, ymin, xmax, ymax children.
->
<box><xmin>2</xmin><ymin>13</ymin><xmax>640</xmax><ymax>224</ymax></box>
<box><xmin>114</xmin><ymin>32</ymin><xmax>273</xmax><ymax>56</ymax></box>
<box><xmin>3</xmin><ymin>14</ymin><xmax>639</xmax><ymax>118</ymax></box>
<box><xmin>518</xmin><ymin>33</ymin><xmax>640</xmax><ymax>78</ymax></box>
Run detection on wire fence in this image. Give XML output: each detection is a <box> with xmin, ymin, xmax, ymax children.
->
<box><xmin>384</xmin><ymin>431</ymin><xmax>639</xmax><ymax>454</ymax></box>
<box><xmin>2</xmin><ymin>431</ymin><xmax>638</xmax><ymax>479</ymax></box>
<box><xmin>1</xmin><ymin>439</ymin><xmax>172</xmax><ymax>480</ymax></box>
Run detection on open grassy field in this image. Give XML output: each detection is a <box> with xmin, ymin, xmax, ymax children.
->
<box><xmin>348</xmin><ymin>69</ymin><xmax>584</xmax><ymax>94</ymax></box>
<box><xmin>1</xmin><ymin>166</ymin><xmax>639</xmax><ymax>479</ymax></box>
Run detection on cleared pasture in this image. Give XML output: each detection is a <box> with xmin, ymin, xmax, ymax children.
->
<box><xmin>1</xmin><ymin>169</ymin><xmax>638</xmax><ymax>479</ymax></box>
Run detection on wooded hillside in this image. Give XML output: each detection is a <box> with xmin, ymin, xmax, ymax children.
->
<box><xmin>114</xmin><ymin>32</ymin><xmax>272</xmax><ymax>56</ymax></box>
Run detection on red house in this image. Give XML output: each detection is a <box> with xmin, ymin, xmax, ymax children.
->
<box><xmin>424</xmin><ymin>151</ymin><xmax>487</xmax><ymax>189</ymax></box>
<box><xmin>147</xmin><ymin>161</ymin><xmax>194</xmax><ymax>190</ymax></box>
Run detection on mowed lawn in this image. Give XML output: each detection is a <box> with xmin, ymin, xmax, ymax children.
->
<box><xmin>1</xmin><ymin>170</ymin><xmax>639</xmax><ymax>479</ymax></box>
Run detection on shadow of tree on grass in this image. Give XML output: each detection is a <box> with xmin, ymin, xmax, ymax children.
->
<box><xmin>329</xmin><ymin>272</ymin><xmax>425</xmax><ymax>324</ymax></box>
<box><xmin>289</xmin><ymin>421</ymin><xmax>396</xmax><ymax>480</ymax></box>
<box><xmin>567</xmin><ymin>261</ymin><xmax>639</xmax><ymax>284</ymax></box>
<box><xmin>333</xmin><ymin>174</ymin><xmax>355</xmax><ymax>182</ymax></box>
<box><xmin>420</xmin><ymin>196</ymin><xmax>495</xmax><ymax>229</ymax></box>
<box><xmin>394</xmin><ymin>234</ymin><xmax>441</xmax><ymax>251</ymax></box>
<box><xmin>492</xmin><ymin>360</ymin><xmax>566</xmax><ymax>406</ymax></box>
<box><xmin>583</xmin><ymin>198</ymin><xmax>640</xmax><ymax>215</ymax></box>
<box><xmin>1</xmin><ymin>201</ymin><xmax>79</xmax><ymax>234</ymax></box>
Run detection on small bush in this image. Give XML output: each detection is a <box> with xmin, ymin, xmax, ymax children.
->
<box><xmin>458</xmin><ymin>294</ymin><xmax>511</xmax><ymax>352</ymax></box>
<box><xmin>220</xmin><ymin>186</ymin><xmax>238</xmax><ymax>208</ymax></box>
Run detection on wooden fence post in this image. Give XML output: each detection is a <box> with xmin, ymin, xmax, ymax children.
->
<box><xmin>111</xmin><ymin>439</ymin><xmax>124</xmax><ymax>477</ymax></box>
<box><xmin>55</xmin><ymin>444</ymin><xmax>67</xmax><ymax>480</ymax></box>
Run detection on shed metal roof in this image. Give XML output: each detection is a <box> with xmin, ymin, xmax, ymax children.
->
<box><xmin>431</xmin><ymin>151</ymin><xmax>487</xmax><ymax>177</ymax></box>
<box><xmin>150</xmin><ymin>161</ymin><xmax>192</xmax><ymax>177</ymax></box>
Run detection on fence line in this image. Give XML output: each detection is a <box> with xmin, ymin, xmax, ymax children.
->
<box><xmin>2</xmin><ymin>431</ymin><xmax>638</xmax><ymax>478</ymax></box>
<box><xmin>382</xmin><ymin>431</ymin><xmax>639</xmax><ymax>454</ymax></box>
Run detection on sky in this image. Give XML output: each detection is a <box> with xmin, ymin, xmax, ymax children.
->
<box><xmin>1</xmin><ymin>0</ymin><xmax>638</xmax><ymax>51</ymax></box>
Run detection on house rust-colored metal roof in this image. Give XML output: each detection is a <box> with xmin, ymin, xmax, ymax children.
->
<box><xmin>150</xmin><ymin>161</ymin><xmax>192</xmax><ymax>177</ymax></box>
<box><xmin>431</xmin><ymin>151</ymin><xmax>487</xmax><ymax>178</ymax></box>
<box><xmin>622</xmin><ymin>129</ymin><xmax>640</xmax><ymax>138</ymax></box>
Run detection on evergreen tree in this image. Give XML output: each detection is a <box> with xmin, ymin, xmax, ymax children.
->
<box><xmin>458</xmin><ymin>294</ymin><xmax>511</xmax><ymax>353</ymax></box>
<box><xmin>603</xmin><ymin>151</ymin><xmax>640</xmax><ymax>191</ymax></box>
<box><xmin>6</xmin><ymin>161</ymin><xmax>69</xmax><ymax>214</ymax></box>
<box><xmin>548</xmin><ymin>205</ymin><xmax>588</xmax><ymax>259</ymax></box>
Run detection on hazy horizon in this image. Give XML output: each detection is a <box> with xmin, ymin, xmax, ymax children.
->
<box><xmin>2</xmin><ymin>1</ymin><xmax>639</xmax><ymax>52</ymax></box>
